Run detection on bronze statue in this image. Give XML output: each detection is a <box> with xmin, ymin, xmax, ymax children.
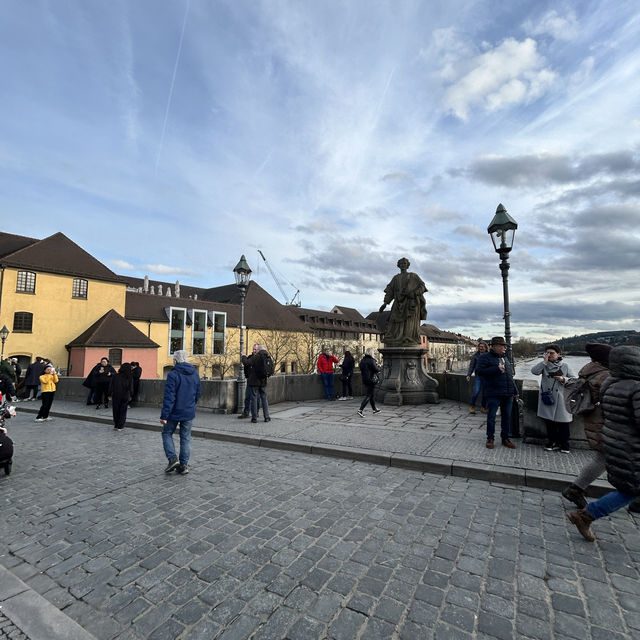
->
<box><xmin>379</xmin><ymin>257</ymin><xmax>427</xmax><ymax>346</ymax></box>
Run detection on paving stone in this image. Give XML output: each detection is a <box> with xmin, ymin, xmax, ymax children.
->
<box><xmin>327</xmin><ymin>608</ymin><xmax>367</xmax><ymax>640</ymax></box>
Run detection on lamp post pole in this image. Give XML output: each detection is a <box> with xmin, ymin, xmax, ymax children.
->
<box><xmin>0</xmin><ymin>325</ymin><xmax>9</xmax><ymax>361</ymax></box>
<box><xmin>233</xmin><ymin>256</ymin><xmax>252</xmax><ymax>414</ymax></box>
<box><xmin>487</xmin><ymin>204</ymin><xmax>519</xmax><ymax>436</ymax></box>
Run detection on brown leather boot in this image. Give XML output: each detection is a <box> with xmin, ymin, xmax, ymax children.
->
<box><xmin>562</xmin><ymin>484</ymin><xmax>587</xmax><ymax>509</ymax></box>
<box><xmin>568</xmin><ymin>509</ymin><xmax>595</xmax><ymax>541</ymax></box>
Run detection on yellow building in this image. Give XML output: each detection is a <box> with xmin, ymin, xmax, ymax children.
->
<box><xmin>0</xmin><ymin>232</ymin><xmax>127</xmax><ymax>373</ymax></box>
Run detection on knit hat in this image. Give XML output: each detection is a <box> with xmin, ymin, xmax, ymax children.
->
<box><xmin>173</xmin><ymin>350</ymin><xmax>188</xmax><ymax>363</ymax></box>
<box><xmin>490</xmin><ymin>336</ymin><xmax>506</xmax><ymax>346</ymax></box>
<box><xmin>585</xmin><ymin>343</ymin><xmax>612</xmax><ymax>367</ymax></box>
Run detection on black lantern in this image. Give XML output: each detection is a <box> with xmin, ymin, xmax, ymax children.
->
<box><xmin>0</xmin><ymin>325</ymin><xmax>9</xmax><ymax>361</ymax></box>
<box><xmin>233</xmin><ymin>255</ymin><xmax>252</xmax><ymax>413</ymax></box>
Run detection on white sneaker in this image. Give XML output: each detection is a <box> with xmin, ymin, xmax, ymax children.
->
<box><xmin>357</xmin><ymin>409</ymin><xmax>364</xmax><ymax>418</ymax></box>
<box><xmin>35</xmin><ymin>418</ymin><xmax>45</xmax><ymax>422</ymax></box>
<box><xmin>45</xmin><ymin>417</ymin><xmax>53</xmax><ymax>421</ymax></box>
<box><xmin>373</xmin><ymin>409</ymin><xmax>382</xmax><ymax>414</ymax></box>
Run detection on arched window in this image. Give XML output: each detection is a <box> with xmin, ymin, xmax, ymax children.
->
<box><xmin>13</xmin><ymin>312</ymin><xmax>33</xmax><ymax>332</ymax></box>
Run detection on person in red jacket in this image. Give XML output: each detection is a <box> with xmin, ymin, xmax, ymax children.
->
<box><xmin>317</xmin><ymin>347</ymin><xmax>339</xmax><ymax>400</ymax></box>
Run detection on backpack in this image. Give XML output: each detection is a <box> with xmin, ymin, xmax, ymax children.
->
<box><xmin>254</xmin><ymin>352</ymin><xmax>274</xmax><ymax>379</ymax></box>
<box><xmin>563</xmin><ymin>377</ymin><xmax>595</xmax><ymax>415</ymax></box>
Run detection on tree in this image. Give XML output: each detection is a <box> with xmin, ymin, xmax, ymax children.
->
<box><xmin>512</xmin><ymin>337</ymin><xmax>538</xmax><ymax>358</ymax></box>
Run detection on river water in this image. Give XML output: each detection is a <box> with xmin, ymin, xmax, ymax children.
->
<box><xmin>514</xmin><ymin>356</ymin><xmax>591</xmax><ymax>382</ymax></box>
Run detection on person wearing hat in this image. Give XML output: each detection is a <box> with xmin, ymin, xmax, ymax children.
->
<box><xmin>476</xmin><ymin>336</ymin><xmax>519</xmax><ymax>449</ymax></box>
<box><xmin>160</xmin><ymin>350</ymin><xmax>201</xmax><ymax>475</ymax></box>
<box><xmin>531</xmin><ymin>344</ymin><xmax>575</xmax><ymax>453</ymax></box>
<box><xmin>568</xmin><ymin>345</ymin><xmax>640</xmax><ymax>541</ymax></box>
<box><xmin>561</xmin><ymin>343</ymin><xmax>612</xmax><ymax>508</ymax></box>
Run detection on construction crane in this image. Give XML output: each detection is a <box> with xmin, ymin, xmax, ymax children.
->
<box><xmin>257</xmin><ymin>250</ymin><xmax>301</xmax><ymax>306</ymax></box>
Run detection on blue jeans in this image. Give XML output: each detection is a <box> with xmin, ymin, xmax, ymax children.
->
<box><xmin>162</xmin><ymin>419</ymin><xmax>192</xmax><ymax>466</ymax></box>
<box><xmin>243</xmin><ymin>385</ymin><xmax>260</xmax><ymax>415</ymax></box>
<box><xmin>321</xmin><ymin>372</ymin><xmax>334</xmax><ymax>399</ymax></box>
<box><xmin>250</xmin><ymin>386</ymin><xmax>269</xmax><ymax>420</ymax></box>
<box><xmin>486</xmin><ymin>396</ymin><xmax>513</xmax><ymax>441</ymax></box>
<box><xmin>587</xmin><ymin>490</ymin><xmax>636</xmax><ymax>519</ymax></box>
<box><xmin>471</xmin><ymin>376</ymin><xmax>486</xmax><ymax>408</ymax></box>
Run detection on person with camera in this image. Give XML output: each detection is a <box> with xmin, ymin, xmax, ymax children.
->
<box><xmin>531</xmin><ymin>344</ymin><xmax>574</xmax><ymax>453</ymax></box>
<box><xmin>35</xmin><ymin>364</ymin><xmax>59</xmax><ymax>422</ymax></box>
<box><xmin>476</xmin><ymin>337</ymin><xmax>519</xmax><ymax>449</ymax></box>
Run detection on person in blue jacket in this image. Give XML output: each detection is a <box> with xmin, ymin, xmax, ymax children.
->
<box><xmin>476</xmin><ymin>336</ymin><xmax>519</xmax><ymax>450</ymax></box>
<box><xmin>160</xmin><ymin>350</ymin><xmax>201</xmax><ymax>475</ymax></box>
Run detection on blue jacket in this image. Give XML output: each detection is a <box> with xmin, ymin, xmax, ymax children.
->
<box><xmin>476</xmin><ymin>350</ymin><xmax>518</xmax><ymax>397</ymax></box>
<box><xmin>161</xmin><ymin>362</ymin><xmax>202</xmax><ymax>421</ymax></box>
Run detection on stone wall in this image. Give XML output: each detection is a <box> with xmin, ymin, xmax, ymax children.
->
<box><xmin>54</xmin><ymin>372</ymin><xmax>584</xmax><ymax>445</ymax></box>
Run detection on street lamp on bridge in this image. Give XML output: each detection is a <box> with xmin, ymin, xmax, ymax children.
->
<box><xmin>233</xmin><ymin>255</ymin><xmax>252</xmax><ymax>414</ymax></box>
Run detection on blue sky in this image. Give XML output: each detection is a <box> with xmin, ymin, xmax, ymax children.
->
<box><xmin>1</xmin><ymin>0</ymin><xmax>639</xmax><ymax>341</ymax></box>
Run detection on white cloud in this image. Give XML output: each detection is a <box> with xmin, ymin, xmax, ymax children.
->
<box><xmin>111</xmin><ymin>259</ymin><xmax>134</xmax><ymax>270</ymax></box>
<box><xmin>143</xmin><ymin>264</ymin><xmax>194</xmax><ymax>276</ymax></box>
<box><xmin>442</xmin><ymin>38</ymin><xmax>557</xmax><ymax>120</ymax></box>
<box><xmin>524</xmin><ymin>9</ymin><xmax>579</xmax><ymax>41</ymax></box>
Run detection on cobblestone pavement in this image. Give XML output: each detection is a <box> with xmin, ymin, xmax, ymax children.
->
<box><xmin>0</xmin><ymin>613</ymin><xmax>28</xmax><ymax>640</ymax></box>
<box><xmin>2</xmin><ymin>415</ymin><xmax>640</xmax><ymax>639</ymax></box>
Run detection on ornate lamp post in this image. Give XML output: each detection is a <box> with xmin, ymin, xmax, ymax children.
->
<box><xmin>0</xmin><ymin>325</ymin><xmax>9</xmax><ymax>361</ymax></box>
<box><xmin>488</xmin><ymin>203</ymin><xmax>519</xmax><ymax>435</ymax></box>
<box><xmin>233</xmin><ymin>255</ymin><xmax>252</xmax><ymax>413</ymax></box>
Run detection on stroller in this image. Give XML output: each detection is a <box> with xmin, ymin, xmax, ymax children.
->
<box><xmin>0</xmin><ymin>393</ymin><xmax>15</xmax><ymax>476</ymax></box>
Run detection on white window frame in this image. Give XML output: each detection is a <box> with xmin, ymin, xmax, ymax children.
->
<box><xmin>191</xmin><ymin>309</ymin><xmax>207</xmax><ymax>356</ymax></box>
<box><xmin>169</xmin><ymin>307</ymin><xmax>186</xmax><ymax>355</ymax></box>
<box><xmin>210</xmin><ymin>311</ymin><xmax>227</xmax><ymax>356</ymax></box>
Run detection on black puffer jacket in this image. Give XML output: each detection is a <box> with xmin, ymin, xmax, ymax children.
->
<box><xmin>601</xmin><ymin>346</ymin><xmax>640</xmax><ymax>495</ymax></box>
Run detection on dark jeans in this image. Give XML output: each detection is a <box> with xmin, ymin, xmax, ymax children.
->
<box><xmin>471</xmin><ymin>376</ymin><xmax>486</xmax><ymax>408</ymax></box>
<box><xmin>486</xmin><ymin>395</ymin><xmax>513</xmax><ymax>441</ymax></box>
<box><xmin>587</xmin><ymin>490</ymin><xmax>636</xmax><ymax>519</ymax></box>
<box><xmin>250</xmin><ymin>386</ymin><xmax>269</xmax><ymax>420</ymax></box>
<box><xmin>320</xmin><ymin>372</ymin><xmax>334</xmax><ymax>399</ymax></box>
<box><xmin>360</xmin><ymin>383</ymin><xmax>377</xmax><ymax>411</ymax></box>
<box><xmin>243</xmin><ymin>384</ymin><xmax>261</xmax><ymax>415</ymax></box>
<box><xmin>341</xmin><ymin>373</ymin><xmax>353</xmax><ymax>397</ymax></box>
<box><xmin>37</xmin><ymin>391</ymin><xmax>55</xmax><ymax>419</ymax></box>
<box><xmin>544</xmin><ymin>420</ymin><xmax>570</xmax><ymax>447</ymax></box>
<box><xmin>112</xmin><ymin>398</ymin><xmax>129</xmax><ymax>428</ymax></box>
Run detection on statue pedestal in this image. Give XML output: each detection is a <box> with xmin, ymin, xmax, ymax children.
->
<box><xmin>378</xmin><ymin>347</ymin><xmax>439</xmax><ymax>405</ymax></box>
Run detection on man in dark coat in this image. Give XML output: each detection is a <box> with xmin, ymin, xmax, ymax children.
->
<box><xmin>24</xmin><ymin>357</ymin><xmax>45</xmax><ymax>401</ymax></box>
<box><xmin>241</xmin><ymin>345</ymin><xmax>271</xmax><ymax>424</ymax></box>
<box><xmin>238</xmin><ymin>344</ymin><xmax>260</xmax><ymax>418</ymax></box>
<box><xmin>568</xmin><ymin>345</ymin><xmax>640</xmax><ymax>541</ymax></box>
<box><xmin>476</xmin><ymin>336</ymin><xmax>519</xmax><ymax>450</ymax></box>
<box><xmin>161</xmin><ymin>350</ymin><xmax>201</xmax><ymax>475</ymax></box>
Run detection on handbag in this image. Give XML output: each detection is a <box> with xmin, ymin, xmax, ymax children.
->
<box><xmin>541</xmin><ymin>390</ymin><xmax>554</xmax><ymax>405</ymax></box>
<box><xmin>371</xmin><ymin>373</ymin><xmax>380</xmax><ymax>385</ymax></box>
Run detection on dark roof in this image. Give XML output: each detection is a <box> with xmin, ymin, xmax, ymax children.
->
<box><xmin>202</xmin><ymin>282</ymin><xmax>311</xmax><ymax>332</ymax></box>
<box><xmin>66</xmin><ymin>309</ymin><xmax>160</xmax><ymax>349</ymax></box>
<box><xmin>330</xmin><ymin>306</ymin><xmax>367</xmax><ymax>321</ymax></box>
<box><xmin>0</xmin><ymin>232</ymin><xmax>39</xmax><ymax>259</ymax></box>
<box><xmin>366</xmin><ymin>311</ymin><xmax>389</xmax><ymax>333</ymax></box>
<box><xmin>0</xmin><ymin>232</ymin><xmax>123</xmax><ymax>283</ymax></box>
<box><xmin>125</xmin><ymin>291</ymin><xmax>240</xmax><ymax>324</ymax></box>
<box><xmin>297</xmin><ymin>306</ymin><xmax>380</xmax><ymax>332</ymax></box>
<box><xmin>420</xmin><ymin>324</ymin><xmax>464</xmax><ymax>342</ymax></box>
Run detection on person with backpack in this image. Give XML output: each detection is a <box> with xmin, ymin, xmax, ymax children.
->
<box><xmin>567</xmin><ymin>345</ymin><xmax>640</xmax><ymax>541</ymax></box>
<box><xmin>317</xmin><ymin>347</ymin><xmax>339</xmax><ymax>400</ymax></box>
<box><xmin>242</xmin><ymin>344</ymin><xmax>272</xmax><ymax>423</ymax></box>
<box><xmin>531</xmin><ymin>344</ymin><xmax>575</xmax><ymax>453</ymax></box>
<box><xmin>561</xmin><ymin>343</ymin><xmax>612</xmax><ymax>508</ymax></box>
<box><xmin>338</xmin><ymin>350</ymin><xmax>355</xmax><ymax>400</ymax></box>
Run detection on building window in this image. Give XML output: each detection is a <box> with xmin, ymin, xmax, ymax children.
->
<box><xmin>72</xmin><ymin>278</ymin><xmax>88</xmax><ymax>299</ymax></box>
<box><xmin>192</xmin><ymin>310</ymin><xmax>207</xmax><ymax>355</ymax></box>
<box><xmin>291</xmin><ymin>361</ymin><xmax>297</xmax><ymax>373</ymax></box>
<box><xmin>16</xmin><ymin>271</ymin><xmax>36</xmax><ymax>293</ymax></box>
<box><xmin>170</xmin><ymin>308</ymin><xmax>186</xmax><ymax>354</ymax></box>
<box><xmin>280</xmin><ymin>362</ymin><xmax>286</xmax><ymax>373</ymax></box>
<box><xmin>109</xmin><ymin>348</ymin><xmax>122</xmax><ymax>366</ymax></box>
<box><xmin>212</xmin><ymin>312</ymin><xmax>226</xmax><ymax>355</ymax></box>
<box><xmin>13</xmin><ymin>312</ymin><xmax>33</xmax><ymax>332</ymax></box>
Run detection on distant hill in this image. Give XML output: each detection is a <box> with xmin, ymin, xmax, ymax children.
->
<box><xmin>538</xmin><ymin>330</ymin><xmax>640</xmax><ymax>354</ymax></box>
